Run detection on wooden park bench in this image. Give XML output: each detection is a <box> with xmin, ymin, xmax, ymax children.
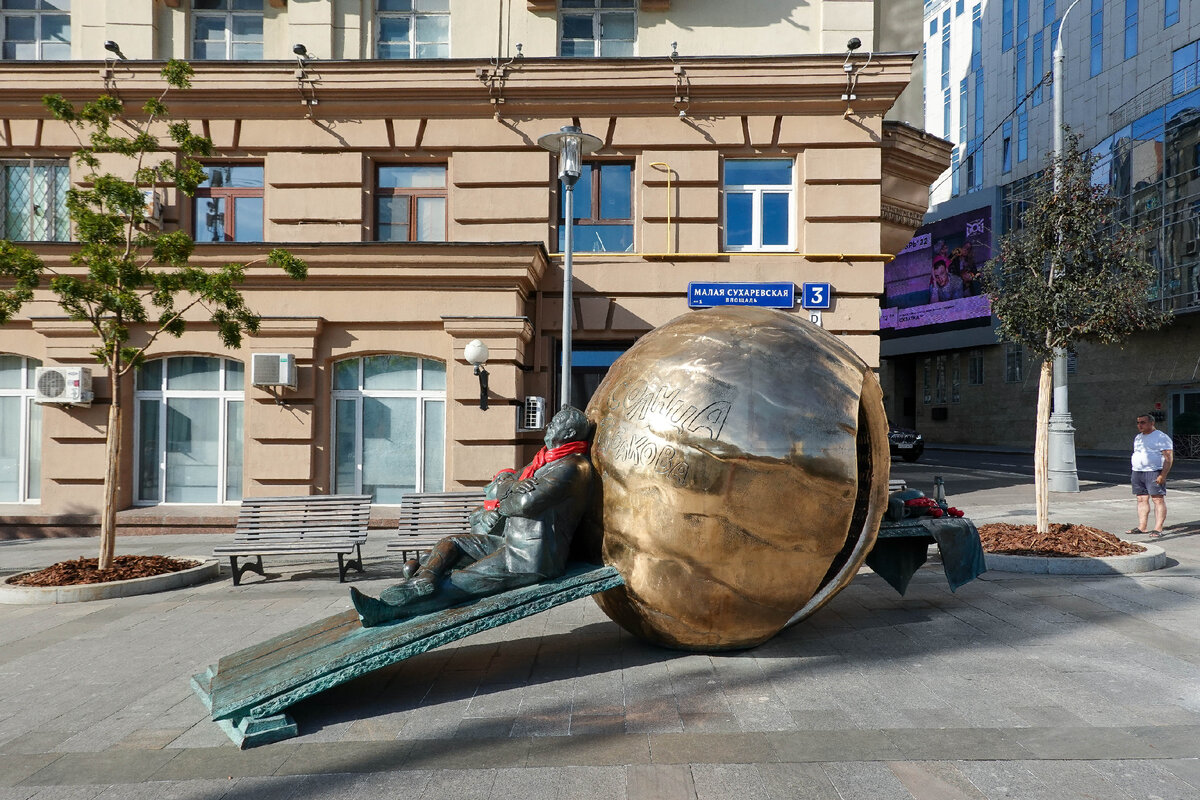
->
<box><xmin>213</xmin><ymin>494</ymin><xmax>373</xmax><ymax>586</ymax></box>
<box><xmin>387</xmin><ymin>490</ymin><xmax>485</xmax><ymax>561</ymax></box>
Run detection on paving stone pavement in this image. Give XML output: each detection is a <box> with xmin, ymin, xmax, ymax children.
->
<box><xmin>1</xmin><ymin>469</ymin><xmax>1198</xmax><ymax>800</ymax></box>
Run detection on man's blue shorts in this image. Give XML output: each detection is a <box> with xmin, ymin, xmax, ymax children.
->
<box><xmin>1131</xmin><ymin>470</ymin><xmax>1166</xmax><ymax>496</ymax></box>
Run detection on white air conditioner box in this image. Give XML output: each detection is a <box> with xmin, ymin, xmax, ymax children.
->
<box><xmin>34</xmin><ymin>366</ymin><xmax>94</xmax><ymax>405</ymax></box>
<box><xmin>518</xmin><ymin>396</ymin><xmax>546</xmax><ymax>431</ymax></box>
<box><xmin>251</xmin><ymin>353</ymin><xmax>298</xmax><ymax>389</ymax></box>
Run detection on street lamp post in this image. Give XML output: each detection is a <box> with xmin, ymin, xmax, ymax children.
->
<box><xmin>537</xmin><ymin>125</ymin><xmax>603</xmax><ymax>410</ymax></box>
<box><xmin>1049</xmin><ymin>0</ymin><xmax>1081</xmax><ymax>492</ymax></box>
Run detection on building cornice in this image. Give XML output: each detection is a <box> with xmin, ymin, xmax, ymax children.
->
<box><xmin>0</xmin><ymin>55</ymin><xmax>917</xmax><ymax>120</ymax></box>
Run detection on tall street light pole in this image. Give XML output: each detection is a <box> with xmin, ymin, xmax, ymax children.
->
<box><xmin>537</xmin><ymin>125</ymin><xmax>603</xmax><ymax>410</ymax></box>
<box><xmin>1048</xmin><ymin>0</ymin><xmax>1082</xmax><ymax>492</ymax></box>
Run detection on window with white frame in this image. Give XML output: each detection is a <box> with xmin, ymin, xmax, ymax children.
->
<box><xmin>1</xmin><ymin>0</ymin><xmax>69</xmax><ymax>60</ymax></box>
<box><xmin>1004</xmin><ymin>343</ymin><xmax>1024</xmax><ymax>383</ymax></box>
<box><xmin>723</xmin><ymin>159</ymin><xmax>795</xmax><ymax>251</ymax></box>
<box><xmin>192</xmin><ymin>0</ymin><xmax>262</xmax><ymax>61</ymax></box>
<box><xmin>134</xmin><ymin>356</ymin><xmax>244</xmax><ymax>504</ymax></box>
<box><xmin>0</xmin><ymin>355</ymin><xmax>41</xmax><ymax>503</ymax></box>
<box><xmin>377</xmin><ymin>0</ymin><xmax>448</xmax><ymax>59</ymax></box>
<box><xmin>968</xmin><ymin>349</ymin><xmax>984</xmax><ymax>385</ymax></box>
<box><xmin>560</xmin><ymin>0</ymin><xmax>635</xmax><ymax>57</ymax></box>
<box><xmin>331</xmin><ymin>355</ymin><xmax>445</xmax><ymax>503</ymax></box>
<box><xmin>2</xmin><ymin>159</ymin><xmax>69</xmax><ymax>241</ymax></box>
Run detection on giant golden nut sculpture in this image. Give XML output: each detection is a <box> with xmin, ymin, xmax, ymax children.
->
<box><xmin>579</xmin><ymin>307</ymin><xmax>890</xmax><ymax>651</ymax></box>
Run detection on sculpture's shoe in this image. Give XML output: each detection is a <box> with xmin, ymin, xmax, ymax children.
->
<box><xmin>401</xmin><ymin>558</ymin><xmax>421</xmax><ymax>579</ymax></box>
<box><xmin>349</xmin><ymin>587</ymin><xmax>409</xmax><ymax>628</ymax></box>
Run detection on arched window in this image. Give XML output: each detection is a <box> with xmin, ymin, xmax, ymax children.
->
<box><xmin>0</xmin><ymin>355</ymin><xmax>41</xmax><ymax>502</ymax></box>
<box><xmin>134</xmin><ymin>356</ymin><xmax>244</xmax><ymax>504</ymax></box>
<box><xmin>331</xmin><ymin>355</ymin><xmax>445</xmax><ymax>503</ymax></box>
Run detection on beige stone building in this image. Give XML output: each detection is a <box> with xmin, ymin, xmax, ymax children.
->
<box><xmin>0</xmin><ymin>0</ymin><xmax>947</xmax><ymax>535</ymax></box>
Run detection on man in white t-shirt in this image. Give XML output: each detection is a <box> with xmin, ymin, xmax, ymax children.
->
<box><xmin>1130</xmin><ymin>413</ymin><xmax>1174</xmax><ymax>539</ymax></box>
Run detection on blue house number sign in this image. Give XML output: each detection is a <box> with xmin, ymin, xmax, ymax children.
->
<box><xmin>802</xmin><ymin>282</ymin><xmax>832</xmax><ymax>309</ymax></box>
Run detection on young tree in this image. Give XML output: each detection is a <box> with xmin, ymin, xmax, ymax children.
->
<box><xmin>0</xmin><ymin>60</ymin><xmax>306</xmax><ymax>570</ymax></box>
<box><xmin>984</xmin><ymin>131</ymin><xmax>1169</xmax><ymax>533</ymax></box>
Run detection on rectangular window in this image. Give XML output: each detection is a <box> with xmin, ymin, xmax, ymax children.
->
<box><xmin>194</xmin><ymin>164</ymin><xmax>264</xmax><ymax>242</ymax></box>
<box><xmin>956</xmin><ymin>0</ymin><xmax>964</xmax><ymax>14</ymax></box>
<box><xmin>1123</xmin><ymin>0</ymin><xmax>1137</xmax><ymax>60</ymax></box>
<box><xmin>1051</xmin><ymin>20</ymin><xmax>1061</xmax><ymax>98</ymax></box>
<box><xmin>935</xmin><ymin>355</ymin><xmax>947</xmax><ymax>404</ymax></box>
<box><xmin>377</xmin><ymin>0</ymin><xmax>449</xmax><ymax>59</ymax></box>
<box><xmin>1002</xmin><ymin>120</ymin><xmax>1013</xmax><ymax>173</ymax></box>
<box><xmin>974</xmin><ymin>71</ymin><xmax>984</xmax><ymax>139</ymax></box>
<box><xmin>922</xmin><ymin>359</ymin><xmax>931</xmax><ymax>404</ymax></box>
<box><xmin>1016</xmin><ymin>0</ymin><xmax>1028</xmax><ymax>42</ymax></box>
<box><xmin>959</xmin><ymin>78</ymin><xmax>969</xmax><ymax>143</ymax></box>
<box><xmin>929</xmin><ymin>18</ymin><xmax>937</xmax><ymax>36</ymax></box>
<box><xmin>0</xmin><ymin>355</ymin><xmax>42</xmax><ymax>503</ymax></box>
<box><xmin>970</xmin><ymin>5</ymin><xmax>983</xmax><ymax>71</ymax></box>
<box><xmin>1002</xmin><ymin>0</ymin><xmax>1014</xmax><ymax>51</ymax></box>
<box><xmin>1165</xmin><ymin>0</ymin><xmax>1179</xmax><ymax>28</ymax></box>
<box><xmin>375</xmin><ymin>164</ymin><xmax>446</xmax><ymax>242</ymax></box>
<box><xmin>1</xmin><ymin>0</ymin><xmax>69</xmax><ymax>60</ymax></box>
<box><xmin>951</xmin><ymin>148</ymin><xmax>961</xmax><ymax>196</ymax></box>
<box><xmin>1032</xmin><ymin>31</ymin><xmax>1044</xmax><ymax>106</ymax></box>
<box><xmin>1015</xmin><ymin>41</ymin><xmax>1027</xmax><ymax>100</ymax></box>
<box><xmin>1173</xmin><ymin>41</ymin><xmax>1199</xmax><ymax>96</ymax></box>
<box><xmin>1005</xmin><ymin>343</ymin><xmax>1024</xmax><ymax>383</ymax></box>
<box><xmin>951</xmin><ymin>355</ymin><xmax>961</xmax><ymax>403</ymax></box>
<box><xmin>560</xmin><ymin>0</ymin><xmax>635</xmax><ymax>57</ymax></box>
<box><xmin>723</xmin><ymin>159</ymin><xmax>794</xmax><ymax>251</ymax></box>
<box><xmin>1043</xmin><ymin>0</ymin><xmax>1055</xmax><ymax>28</ymax></box>
<box><xmin>1017</xmin><ymin>110</ymin><xmax>1029</xmax><ymax>162</ymax></box>
<box><xmin>944</xmin><ymin>88</ymin><xmax>952</xmax><ymax>140</ymax></box>
<box><xmin>193</xmin><ymin>0</ymin><xmax>262</xmax><ymax>60</ymax></box>
<box><xmin>968</xmin><ymin>349</ymin><xmax>984</xmax><ymax>385</ymax></box>
<box><xmin>1</xmin><ymin>159</ymin><xmax>69</xmax><ymax>241</ymax></box>
<box><xmin>1089</xmin><ymin>0</ymin><xmax>1103</xmax><ymax>77</ymax></box>
<box><xmin>558</xmin><ymin>162</ymin><xmax>633</xmax><ymax>253</ymax></box>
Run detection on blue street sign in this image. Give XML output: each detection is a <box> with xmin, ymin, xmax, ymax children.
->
<box><xmin>687</xmin><ymin>282</ymin><xmax>795</xmax><ymax>309</ymax></box>
<box><xmin>802</xmin><ymin>282</ymin><xmax>832</xmax><ymax>309</ymax></box>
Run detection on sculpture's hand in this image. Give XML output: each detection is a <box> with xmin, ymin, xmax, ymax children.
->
<box><xmin>475</xmin><ymin>509</ymin><xmax>503</xmax><ymax>531</ymax></box>
<box><xmin>512</xmin><ymin>478</ymin><xmax>539</xmax><ymax>494</ymax></box>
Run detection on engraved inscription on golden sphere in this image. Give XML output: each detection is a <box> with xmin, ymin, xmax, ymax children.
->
<box><xmin>579</xmin><ymin>307</ymin><xmax>890</xmax><ymax>651</ymax></box>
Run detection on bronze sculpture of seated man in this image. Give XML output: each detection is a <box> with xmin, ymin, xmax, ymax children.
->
<box><xmin>350</xmin><ymin>405</ymin><xmax>594</xmax><ymax>627</ymax></box>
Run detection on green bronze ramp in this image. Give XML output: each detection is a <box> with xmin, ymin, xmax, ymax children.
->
<box><xmin>191</xmin><ymin>563</ymin><xmax>623</xmax><ymax>747</ymax></box>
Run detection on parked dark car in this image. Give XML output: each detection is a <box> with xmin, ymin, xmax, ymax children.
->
<box><xmin>888</xmin><ymin>426</ymin><xmax>924</xmax><ymax>462</ymax></box>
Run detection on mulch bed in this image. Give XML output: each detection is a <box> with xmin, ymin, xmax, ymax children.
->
<box><xmin>978</xmin><ymin>522</ymin><xmax>1145</xmax><ymax>558</ymax></box>
<box><xmin>9</xmin><ymin>555</ymin><xmax>199</xmax><ymax>587</ymax></box>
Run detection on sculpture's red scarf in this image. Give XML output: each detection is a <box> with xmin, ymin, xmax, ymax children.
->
<box><xmin>484</xmin><ymin>441</ymin><xmax>590</xmax><ymax>510</ymax></box>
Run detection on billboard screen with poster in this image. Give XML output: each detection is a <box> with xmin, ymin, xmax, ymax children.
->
<box><xmin>879</xmin><ymin>207</ymin><xmax>993</xmax><ymax>333</ymax></box>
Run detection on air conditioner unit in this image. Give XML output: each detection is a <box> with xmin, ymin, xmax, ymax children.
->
<box><xmin>251</xmin><ymin>353</ymin><xmax>298</xmax><ymax>389</ymax></box>
<box><xmin>141</xmin><ymin>189</ymin><xmax>163</xmax><ymax>229</ymax></box>
<box><xmin>34</xmin><ymin>366</ymin><xmax>94</xmax><ymax>406</ymax></box>
<box><xmin>518</xmin><ymin>396</ymin><xmax>546</xmax><ymax>432</ymax></box>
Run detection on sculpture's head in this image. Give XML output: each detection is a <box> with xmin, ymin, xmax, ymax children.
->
<box><xmin>546</xmin><ymin>405</ymin><xmax>591</xmax><ymax>449</ymax></box>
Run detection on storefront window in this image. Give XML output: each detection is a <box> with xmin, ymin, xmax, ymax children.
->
<box><xmin>0</xmin><ymin>355</ymin><xmax>41</xmax><ymax>502</ymax></box>
<box><xmin>135</xmin><ymin>356</ymin><xmax>244</xmax><ymax>504</ymax></box>
<box><xmin>331</xmin><ymin>355</ymin><xmax>445</xmax><ymax>503</ymax></box>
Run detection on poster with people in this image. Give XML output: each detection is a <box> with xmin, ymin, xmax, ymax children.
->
<box><xmin>879</xmin><ymin>207</ymin><xmax>993</xmax><ymax>332</ymax></box>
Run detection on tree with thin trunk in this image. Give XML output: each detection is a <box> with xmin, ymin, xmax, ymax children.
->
<box><xmin>0</xmin><ymin>60</ymin><xmax>306</xmax><ymax>570</ymax></box>
<box><xmin>983</xmin><ymin>131</ymin><xmax>1169</xmax><ymax>533</ymax></box>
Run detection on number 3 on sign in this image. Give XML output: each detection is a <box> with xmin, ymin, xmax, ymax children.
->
<box><xmin>802</xmin><ymin>282</ymin><xmax>831</xmax><ymax>309</ymax></box>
